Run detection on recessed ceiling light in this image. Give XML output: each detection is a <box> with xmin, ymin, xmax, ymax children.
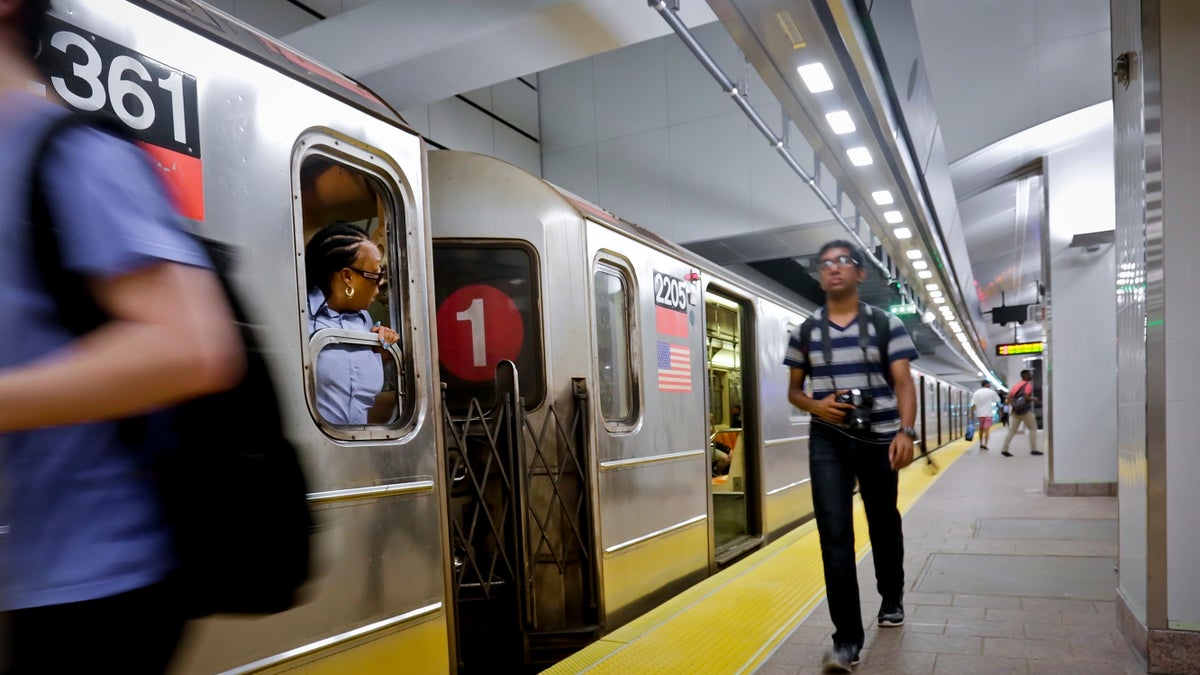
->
<box><xmin>912</xmin><ymin>260</ymin><xmax>928</xmax><ymax>270</ymax></box>
<box><xmin>884</xmin><ymin>211</ymin><xmax>903</xmax><ymax>224</ymax></box>
<box><xmin>905</xmin><ymin>249</ymin><xmax>923</xmax><ymax>259</ymax></box>
<box><xmin>847</xmin><ymin>147</ymin><xmax>873</xmax><ymax>166</ymax></box>
<box><xmin>918</xmin><ymin>270</ymin><xmax>933</xmax><ymax>278</ymax></box>
<box><xmin>825</xmin><ymin>110</ymin><xmax>855</xmax><ymax>134</ymax></box>
<box><xmin>929</xmin><ymin>290</ymin><xmax>943</xmax><ymax>298</ymax></box>
<box><xmin>894</xmin><ymin>227</ymin><xmax>912</xmax><ymax>239</ymax></box>
<box><xmin>950</xmin><ymin>322</ymin><xmax>962</xmax><ymax>333</ymax></box>
<box><xmin>933</xmin><ymin>297</ymin><xmax>946</xmax><ymax>304</ymax></box>
<box><xmin>797</xmin><ymin>63</ymin><xmax>833</xmax><ymax>93</ymax></box>
<box><xmin>925</xmin><ymin>283</ymin><xmax>939</xmax><ymax>291</ymax></box>
<box><xmin>923</xmin><ymin>311</ymin><xmax>936</xmax><ymax>323</ymax></box>
<box><xmin>872</xmin><ymin>190</ymin><xmax>893</xmax><ymax>205</ymax></box>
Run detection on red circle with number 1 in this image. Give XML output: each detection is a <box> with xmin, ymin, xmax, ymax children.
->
<box><xmin>437</xmin><ymin>284</ymin><xmax>525</xmax><ymax>382</ymax></box>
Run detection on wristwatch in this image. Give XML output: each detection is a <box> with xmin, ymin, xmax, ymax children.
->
<box><xmin>901</xmin><ymin>426</ymin><xmax>917</xmax><ymax>439</ymax></box>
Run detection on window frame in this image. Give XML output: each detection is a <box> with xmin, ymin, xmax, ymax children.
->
<box><xmin>292</xmin><ymin>129</ymin><xmax>415</xmax><ymax>441</ymax></box>
<box><xmin>591</xmin><ymin>254</ymin><xmax>642</xmax><ymax>432</ymax></box>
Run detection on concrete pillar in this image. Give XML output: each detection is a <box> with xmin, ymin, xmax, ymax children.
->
<box><xmin>1042</xmin><ymin>128</ymin><xmax>1118</xmax><ymax>496</ymax></box>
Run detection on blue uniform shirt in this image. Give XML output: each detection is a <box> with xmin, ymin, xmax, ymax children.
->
<box><xmin>0</xmin><ymin>93</ymin><xmax>212</xmax><ymax>610</ymax></box>
<box><xmin>307</xmin><ymin>288</ymin><xmax>383</xmax><ymax>425</ymax></box>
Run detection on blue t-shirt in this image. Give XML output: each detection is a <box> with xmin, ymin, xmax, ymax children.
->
<box><xmin>308</xmin><ymin>288</ymin><xmax>383</xmax><ymax>425</ymax></box>
<box><xmin>0</xmin><ymin>93</ymin><xmax>212</xmax><ymax>610</ymax></box>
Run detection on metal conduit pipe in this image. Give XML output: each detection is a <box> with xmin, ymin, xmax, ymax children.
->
<box><xmin>650</xmin><ymin>0</ymin><xmax>892</xmax><ymax>282</ymax></box>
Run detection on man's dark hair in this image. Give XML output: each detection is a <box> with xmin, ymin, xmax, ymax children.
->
<box><xmin>980</xmin><ymin>381</ymin><xmax>990</xmax><ymax>387</ymax></box>
<box><xmin>817</xmin><ymin>239</ymin><xmax>865</xmax><ymax>268</ymax></box>
<box><xmin>1020</xmin><ymin>369</ymin><xmax>1032</xmax><ymax>379</ymax></box>
<box><xmin>19</xmin><ymin>0</ymin><xmax>51</xmax><ymax>61</ymax></box>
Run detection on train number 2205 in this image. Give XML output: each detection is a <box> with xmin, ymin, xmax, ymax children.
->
<box><xmin>653</xmin><ymin>271</ymin><xmax>689</xmax><ymax>313</ymax></box>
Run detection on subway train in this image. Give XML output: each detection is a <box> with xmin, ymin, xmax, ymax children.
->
<box><xmin>16</xmin><ymin>2</ymin><xmax>970</xmax><ymax>673</ymax></box>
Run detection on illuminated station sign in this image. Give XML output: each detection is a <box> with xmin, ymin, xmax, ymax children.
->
<box><xmin>995</xmin><ymin>341</ymin><xmax>1045</xmax><ymax>356</ymax></box>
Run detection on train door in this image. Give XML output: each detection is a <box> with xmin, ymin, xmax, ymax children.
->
<box><xmin>704</xmin><ymin>289</ymin><xmax>761</xmax><ymax>564</ymax></box>
<box><xmin>921</xmin><ymin>372</ymin><xmax>931</xmax><ymax>451</ymax></box>
<box><xmin>433</xmin><ymin>243</ymin><xmax>597</xmax><ymax>672</ymax></box>
<box><xmin>935</xmin><ymin>383</ymin><xmax>943</xmax><ymax>447</ymax></box>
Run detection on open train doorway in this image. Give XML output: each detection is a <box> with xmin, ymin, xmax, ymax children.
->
<box><xmin>704</xmin><ymin>290</ymin><xmax>761</xmax><ymax>565</ymax></box>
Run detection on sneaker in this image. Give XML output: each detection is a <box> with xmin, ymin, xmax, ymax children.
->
<box><xmin>1031</xmin><ymin>450</ymin><xmax>1044</xmax><ymax>456</ymax></box>
<box><xmin>1001</xmin><ymin>450</ymin><xmax>1013</xmax><ymax>457</ymax></box>
<box><xmin>878</xmin><ymin>600</ymin><xmax>905</xmax><ymax>626</ymax></box>
<box><xmin>821</xmin><ymin>644</ymin><xmax>861</xmax><ymax>673</ymax></box>
<box><xmin>980</xmin><ymin>445</ymin><xmax>988</xmax><ymax>450</ymax></box>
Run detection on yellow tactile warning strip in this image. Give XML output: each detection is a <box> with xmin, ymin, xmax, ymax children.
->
<box><xmin>543</xmin><ymin>439</ymin><xmax>973</xmax><ymax>675</ymax></box>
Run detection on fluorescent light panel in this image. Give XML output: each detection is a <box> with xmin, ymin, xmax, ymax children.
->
<box><xmin>894</xmin><ymin>227</ymin><xmax>912</xmax><ymax>239</ymax></box>
<box><xmin>825</xmin><ymin>110</ymin><xmax>855</xmax><ymax>134</ymax></box>
<box><xmin>925</xmin><ymin>283</ymin><xmax>939</xmax><ymax>291</ymax></box>
<box><xmin>797</xmin><ymin>63</ymin><xmax>833</xmax><ymax>93</ymax></box>
<box><xmin>872</xmin><ymin>190</ymin><xmax>893</xmax><ymax>205</ymax></box>
<box><xmin>918</xmin><ymin>270</ymin><xmax>933</xmax><ymax>279</ymax></box>
<box><xmin>906</xmin><ymin>249</ymin><xmax>923</xmax><ymax>259</ymax></box>
<box><xmin>912</xmin><ymin>260</ymin><xmax>928</xmax><ymax>270</ymax></box>
<box><xmin>884</xmin><ymin>211</ymin><xmax>903</xmax><ymax>224</ymax></box>
<box><xmin>847</xmin><ymin>147</ymin><xmax>873</xmax><ymax>166</ymax></box>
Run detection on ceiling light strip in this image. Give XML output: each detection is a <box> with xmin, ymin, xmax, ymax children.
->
<box><xmin>650</xmin><ymin>0</ymin><xmax>891</xmax><ymax>281</ymax></box>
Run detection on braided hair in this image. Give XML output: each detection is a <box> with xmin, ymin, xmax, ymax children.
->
<box><xmin>305</xmin><ymin>222</ymin><xmax>371</xmax><ymax>297</ymax></box>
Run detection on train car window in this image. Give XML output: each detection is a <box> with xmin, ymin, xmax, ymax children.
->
<box><xmin>433</xmin><ymin>243</ymin><xmax>545</xmax><ymax>413</ymax></box>
<box><xmin>593</xmin><ymin>264</ymin><xmax>637</xmax><ymax>426</ymax></box>
<box><xmin>298</xmin><ymin>151</ymin><xmax>410</xmax><ymax>437</ymax></box>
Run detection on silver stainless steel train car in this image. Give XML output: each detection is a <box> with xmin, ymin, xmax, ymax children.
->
<box><xmin>24</xmin><ymin>2</ymin><xmax>969</xmax><ymax>672</ymax></box>
<box><xmin>427</xmin><ymin>150</ymin><xmax>971</xmax><ymax>672</ymax></box>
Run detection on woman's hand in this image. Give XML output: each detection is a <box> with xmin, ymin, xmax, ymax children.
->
<box><xmin>372</xmin><ymin>324</ymin><xmax>400</xmax><ymax>346</ymax></box>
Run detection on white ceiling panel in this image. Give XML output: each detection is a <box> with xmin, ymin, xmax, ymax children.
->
<box><xmin>1035</xmin><ymin>0</ymin><xmax>1111</xmax><ymax>43</ymax></box>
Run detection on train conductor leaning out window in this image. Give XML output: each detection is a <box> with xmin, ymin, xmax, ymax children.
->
<box><xmin>782</xmin><ymin>240</ymin><xmax>920</xmax><ymax>674</ymax></box>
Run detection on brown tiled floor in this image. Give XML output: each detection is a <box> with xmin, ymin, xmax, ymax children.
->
<box><xmin>756</xmin><ymin>433</ymin><xmax>1147</xmax><ymax>674</ymax></box>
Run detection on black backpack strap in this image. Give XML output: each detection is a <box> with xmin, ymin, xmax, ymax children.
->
<box><xmin>798</xmin><ymin>316</ymin><xmax>816</xmax><ymax>372</ymax></box>
<box><xmin>30</xmin><ymin>110</ymin><xmax>132</xmax><ymax>336</ymax></box>
<box><xmin>869</xmin><ymin>305</ymin><xmax>894</xmax><ymax>389</ymax></box>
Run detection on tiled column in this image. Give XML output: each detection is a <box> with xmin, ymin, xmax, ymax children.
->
<box><xmin>1111</xmin><ymin>0</ymin><xmax>1200</xmax><ymax>671</ymax></box>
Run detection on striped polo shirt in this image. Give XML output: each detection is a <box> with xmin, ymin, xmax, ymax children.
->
<box><xmin>782</xmin><ymin>305</ymin><xmax>919</xmax><ymax>442</ymax></box>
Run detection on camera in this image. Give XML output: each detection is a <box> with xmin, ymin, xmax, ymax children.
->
<box><xmin>836</xmin><ymin>388</ymin><xmax>874</xmax><ymax>431</ymax></box>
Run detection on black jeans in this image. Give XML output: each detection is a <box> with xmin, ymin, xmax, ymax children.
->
<box><xmin>809</xmin><ymin>423</ymin><xmax>905</xmax><ymax>649</ymax></box>
<box><xmin>4</xmin><ymin>574</ymin><xmax>187</xmax><ymax>674</ymax></box>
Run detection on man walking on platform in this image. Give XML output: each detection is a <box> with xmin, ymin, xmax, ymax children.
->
<box><xmin>969</xmin><ymin>380</ymin><xmax>1001</xmax><ymax>450</ymax></box>
<box><xmin>999</xmin><ymin>369</ymin><xmax>1042</xmax><ymax>457</ymax></box>
<box><xmin>783</xmin><ymin>240</ymin><xmax>920</xmax><ymax>673</ymax></box>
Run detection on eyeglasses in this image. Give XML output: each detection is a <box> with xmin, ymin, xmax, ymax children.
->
<box><xmin>348</xmin><ymin>267</ymin><xmax>386</xmax><ymax>285</ymax></box>
<box><xmin>817</xmin><ymin>255</ymin><xmax>860</xmax><ymax>270</ymax></box>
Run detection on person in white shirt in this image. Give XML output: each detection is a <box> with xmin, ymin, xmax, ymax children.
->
<box><xmin>969</xmin><ymin>381</ymin><xmax>1002</xmax><ymax>450</ymax></box>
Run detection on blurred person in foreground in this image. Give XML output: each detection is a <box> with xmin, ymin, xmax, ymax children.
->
<box><xmin>0</xmin><ymin>1</ymin><xmax>244</xmax><ymax>672</ymax></box>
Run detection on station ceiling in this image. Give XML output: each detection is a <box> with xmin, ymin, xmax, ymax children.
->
<box><xmin>209</xmin><ymin>0</ymin><xmax>1112</xmax><ymax>386</ymax></box>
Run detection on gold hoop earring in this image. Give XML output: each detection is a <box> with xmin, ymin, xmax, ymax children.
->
<box><xmin>344</xmin><ymin>285</ymin><xmax>355</xmax><ymax>299</ymax></box>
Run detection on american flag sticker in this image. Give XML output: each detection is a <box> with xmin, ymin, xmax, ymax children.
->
<box><xmin>657</xmin><ymin>341</ymin><xmax>692</xmax><ymax>392</ymax></box>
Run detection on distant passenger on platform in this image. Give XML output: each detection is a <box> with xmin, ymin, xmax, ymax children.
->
<box><xmin>999</xmin><ymin>369</ymin><xmax>1042</xmax><ymax>457</ymax></box>
<box><xmin>783</xmin><ymin>240</ymin><xmax>919</xmax><ymax>673</ymax></box>
<box><xmin>0</xmin><ymin>1</ymin><xmax>246</xmax><ymax>672</ymax></box>
<box><xmin>305</xmin><ymin>221</ymin><xmax>400</xmax><ymax>425</ymax></box>
<box><xmin>969</xmin><ymin>381</ymin><xmax>1001</xmax><ymax>450</ymax></box>
<box><xmin>729</xmin><ymin>404</ymin><xmax>743</xmax><ymax>428</ymax></box>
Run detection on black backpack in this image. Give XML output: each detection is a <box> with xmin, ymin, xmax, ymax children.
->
<box><xmin>798</xmin><ymin>304</ymin><xmax>895</xmax><ymax>388</ymax></box>
<box><xmin>27</xmin><ymin>110</ymin><xmax>313</xmax><ymax>618</ymax></box>
<box><xmin>1010</xmin><ymin>382</ymin><xmax>1033</xmax><ymax>415</ymax></box>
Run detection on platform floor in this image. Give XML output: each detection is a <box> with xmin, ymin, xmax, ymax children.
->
<box><xmin>546</xmin><ymin>428</ymin><xmax>1147</xmax><ymax>674</ymax></box>
<box><xmin>759</xmin><ymin>436</ymin><xmax>1146</xmax><ymax>675</ymax></box>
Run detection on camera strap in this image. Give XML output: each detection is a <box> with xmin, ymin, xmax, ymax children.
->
<box><xmin>820</xmin><ymin>302</ymin><xmax>876</xmax><ymax>393</ymax></box>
